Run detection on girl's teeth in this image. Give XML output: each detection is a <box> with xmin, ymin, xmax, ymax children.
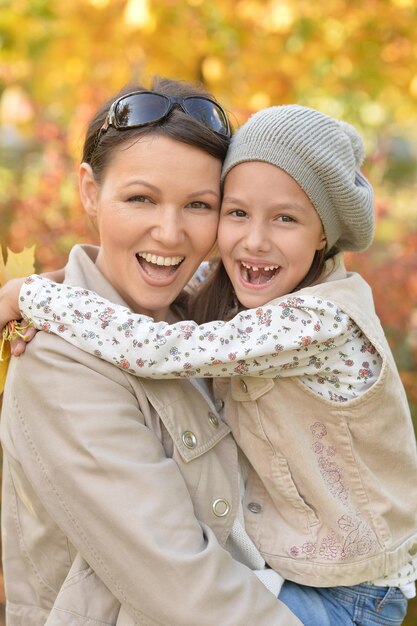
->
<box><xmin>241</xmin><ymin>261</ymin><xmax>278</xmax><ymax>272</ymax></box>
<box><xmin>240</xmin><ymin>261</ymin><xmax>280</xmax><ymax>285</ymax></box>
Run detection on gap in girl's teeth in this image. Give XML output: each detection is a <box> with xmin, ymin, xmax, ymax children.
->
<box><xmin>241</xmin><ymin>263</ymin><xmax>278</xmax><ymax>285</ymax></box>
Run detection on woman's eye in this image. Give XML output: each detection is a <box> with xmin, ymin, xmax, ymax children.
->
<box><xmin>187</xmin><ymin>201</ymin><xmax>211</xmax><ymax>209</ymax></box>
<box><xmin>127</xmin><ymin>195</ymin><xmax>152</xmax><ymax>203</ymax></box>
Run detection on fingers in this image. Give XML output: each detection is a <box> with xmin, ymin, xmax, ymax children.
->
<box><xmin>10</xmin><ymin>325</ymin><xmax>37</xmax><ymax>357</ymax></box>
<box><xmin>10</xmin><ymin>338</ymin><xmax>28</xmax><ymax>357</ymax></box>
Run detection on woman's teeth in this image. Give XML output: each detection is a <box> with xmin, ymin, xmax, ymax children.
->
<box><xmin>240</xmin><ymin>261</ymin><xmax>279</xmax><ymax>285</ymax></box>
<box><xmin>136</xmin><ymin>252</ymin><xmax>184</xmax><ymax>279</ymax></box>
<box><xmin>138</xmin><ymin>252</ymin><xmax>184</xmax><ymax>266</ymax></box>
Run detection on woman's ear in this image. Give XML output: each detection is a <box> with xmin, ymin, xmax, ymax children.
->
<box><xmin>79</xmin><ymin>163</ymin><xmax>99</xmax><ymax>218</ymax></box>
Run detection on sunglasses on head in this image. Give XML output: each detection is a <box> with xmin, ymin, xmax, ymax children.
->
<box><xmin>98</xmin><ymin>91</ymin><xmax>231</xmax><ymax>142</ymax></box>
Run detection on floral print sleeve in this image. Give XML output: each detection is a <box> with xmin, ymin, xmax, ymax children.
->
<box><xmin>19</xmin><ymin>275</ymin><xmax>381</xmax><ymax>397</ymax></box>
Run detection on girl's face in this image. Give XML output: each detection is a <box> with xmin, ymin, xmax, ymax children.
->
<box><xmin>80</xmin><ymin>135</ymin><xmax>221</xmax><ymax>321</ymax></box>
<box><xmin>218</xmin><ymin>161</ymin><xmax>326</xmax><ymax>309</ymax></box>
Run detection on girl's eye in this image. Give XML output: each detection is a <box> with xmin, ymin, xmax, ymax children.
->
<box><xmin>277</xmin><ymin>214</ymin><xmax>296</xmax><ymax>223</ymax></box>
<box><xmin>230</xmin><ymin>209</ymin><xmax>247</xmax><ymax>218</ymax></box>
<box><xmin>187</xmin><ymin>201</ymin><xmax>211</xmax><ymax>209</ymax></box>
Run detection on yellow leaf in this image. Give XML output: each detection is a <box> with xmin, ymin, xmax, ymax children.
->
<box><xmin>1</xmin><ymin>245</ymin><xmax>36</xmax><ymax>285</ymax></box>
<box><xmin>0</xmin><ymin>338</ymin><xmax>11</xmax><ymax>395</ymax></box>
<box><xmin>0</xmin><ymin>248</ymin><xmax>6</xmax><ymax>287</ymax></box>
<box><xmin>0</xmin><ymin>246</ymin><xmax>36</xmax><ymax>394</ymax></box>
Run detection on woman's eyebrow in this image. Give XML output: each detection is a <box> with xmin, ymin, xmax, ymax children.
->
<box><xmin>186</xmin><ymin>189</ymin><xmax>220</xmax><ymax>199</ymax></box>
<box><xmin>124</xmin><ymin>179</ymin><xmax>220</xmax><ymax>200</ymax></box>
<box><xmin>125</xmin><ymin>179</ymin><xmax>160</xmax><ymax>192</ymax></box>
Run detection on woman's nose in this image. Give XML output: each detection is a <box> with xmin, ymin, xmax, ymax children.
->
<box><xmin>151</xmin><ymin>210</ymin><xmax>185</xmax><ymax>247</ymax></box>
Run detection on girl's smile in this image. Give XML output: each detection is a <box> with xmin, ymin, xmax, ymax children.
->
<box><xmin>239</xmin><ymin>260</ymin><xmax>281</xmax><ymax>287</ymax></box>
<box><xmin>218</xmin><ymin>161</ymin><xmax>327</xmax><ymax>309</ymax></box>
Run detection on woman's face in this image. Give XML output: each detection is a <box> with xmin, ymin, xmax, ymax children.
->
<box><xmin>80</xmin><ymin>135</ymin><xmax>221</xmax><ymax>320</ymax></box>
<box><xmin>218</xmin><ymin>161</ymin><xmax>326</xmax><ymax>309</ymax></box>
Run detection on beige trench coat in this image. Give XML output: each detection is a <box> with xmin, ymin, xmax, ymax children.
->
<box><xmin>1</xmin><ymin>245</ymin><xmax>301</xmax><ymax>626</ymax></box>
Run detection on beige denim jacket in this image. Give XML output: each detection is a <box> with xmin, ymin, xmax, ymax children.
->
<box><xmin>1</xmin><ymin>245</ymin><xmax>301</xmax><ymax>626</ymax></box>
<box><xmin>215</xmin><ymin>257</ymin><xmax>417</xmax><ymax>586</ymax></box>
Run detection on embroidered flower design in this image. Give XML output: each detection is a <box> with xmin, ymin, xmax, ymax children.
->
<box><xmin>319</xmin><ymin>534</ymin><xmax>339</xmax><ymax>559</ymax></box>
<box><xmin>302</xmin><ymin>542</ymin><xmax>317</xmax><ymax>556</ymax></box>
<box><xmin>310</xmin><ymin>422</ymin><xmax>327</xmax><ymax>439</ymax></box>
<box><xmin>312</xmin><ymin>442</ymin><xmax>324</xmax><ymax>454</ymax></box>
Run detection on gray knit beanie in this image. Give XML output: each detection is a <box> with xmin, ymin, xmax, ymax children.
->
<box><xmin>221</xmin><ymin>105</ymin><xmax>374</xmax><ymax>252</ymax></box>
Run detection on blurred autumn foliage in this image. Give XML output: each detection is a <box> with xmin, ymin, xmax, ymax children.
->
<box><xmin>0</xmin><ymin>0</ymin><xmax>417</xmax><ymax>623</ymax></box>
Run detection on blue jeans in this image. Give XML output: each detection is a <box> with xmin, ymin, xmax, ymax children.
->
<box><xmin>279</xmin><ymin>581</ymin><xmax>408</xmax><ymax>626</ymax></box>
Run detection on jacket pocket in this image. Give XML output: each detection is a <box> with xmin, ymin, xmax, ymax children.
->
<box><xmin>145</xmin><ymin>378</ymin><xmax>231</xmax><ymax>463</ymax></box>
<box><xmin>230</xmin><ymin>378</ymin><xmax>319</xmax><ymax>527</ymax></box>
<box><xmin>269</xmin><ymin>452</ymin><xmax>319</xmax><ymax>526</ymax></box>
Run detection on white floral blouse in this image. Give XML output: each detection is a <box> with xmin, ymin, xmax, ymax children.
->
<box><xmin>20</xmin><ymin>275</ymin><xmax>382</xmax><ymax>402</ymax></box>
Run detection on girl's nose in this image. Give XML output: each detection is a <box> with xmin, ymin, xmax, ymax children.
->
<box><xmin>242</xmin><ymin>222</ymin><xmax>271</xmax><ymax>253</ymax></box>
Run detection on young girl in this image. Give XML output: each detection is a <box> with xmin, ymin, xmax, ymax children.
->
<box><xmin>3</xmin><ymin>105</ymin><xmax>417</xmax><ymax>625</ymax></box>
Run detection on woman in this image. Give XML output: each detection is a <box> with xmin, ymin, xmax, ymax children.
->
<box><xmin>0</xmin><ymin>78</ymin><xmax>300</xmax><ymax>625</ymax></box>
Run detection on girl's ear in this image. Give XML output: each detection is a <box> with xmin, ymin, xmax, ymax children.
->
<box><xmin>79</xmin><ymin>163</ymin><xmax>99</xmax><ymax>218</ymax></box>
<box><xmin>318</xmin><ymin>231</ymin><xmax>327</xmax><ymax>251</ymax></box>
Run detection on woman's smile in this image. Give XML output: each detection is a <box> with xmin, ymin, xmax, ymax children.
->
<box><xmin>136</xmin><ymin>252</ymin><xmax>185</xmax><ymax>284</ymax></box>
<box><xmin>80</xmin><ymin>134</ymin><xmax>221</xmax><ymax>320</ymax></box>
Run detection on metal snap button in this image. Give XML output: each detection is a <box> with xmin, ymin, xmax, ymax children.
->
<box><xmin>239</xmin><ymin>379</ymin><xmax>248</xmax><ymax>393</ymax></box>
<box><xmin>247</xmin><ymin>502</ymin><xmax>262</xmax><ymax>514</ymax></box>
<box><xmin>208</xmin><ymin>411</ymin><xmax>219</xmax><ymax>427</ymax></box>
<box><xmin>182</xmin><ymin>431</ymin><xmax>197</xmax><ymax>449</ymax></box>
<box><xmin>212</xmin><ymin>498</ymin><xmax>230</xmax><ymax>517</ymax></box>
<box><xmin>409</xmin><ymin>543</ymin><xmax>417</xmax><ymax>556</ymax></box>
<box><xmin>215</xmin><ymin>398</ymin><xmax>225</xmax><ymax>411</ymax></box>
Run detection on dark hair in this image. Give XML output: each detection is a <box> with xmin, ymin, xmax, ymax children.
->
<box><xmin>82</xmin><ymin>76</ymin><xmax>231</xmax><ymax>182</ymax></box>
<box><xmin>190</xmin><ymin>248</ymin><xmax>334</xmax><ymax>324</ymax></box>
